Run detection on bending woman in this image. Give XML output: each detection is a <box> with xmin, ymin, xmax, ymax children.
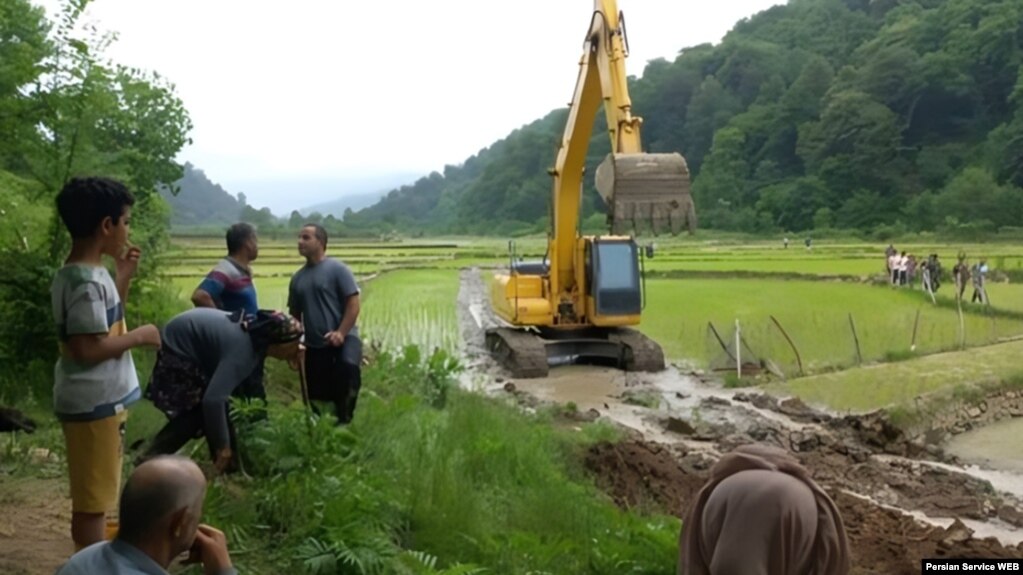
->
<box><xmin>138</xmin><ymin>308</ymin><xmax>302</xmax><ymax>473</ymax></box>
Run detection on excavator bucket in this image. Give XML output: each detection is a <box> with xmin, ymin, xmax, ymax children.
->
<box><xmin>594</xmin><ymin>152</ymin><xmax>697</xmax><ymax>236</ymax></box>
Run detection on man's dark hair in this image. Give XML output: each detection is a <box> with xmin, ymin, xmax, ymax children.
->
<box><xmin>226</xmin><ymin>222</ymin><xmax>256</xmax><ymax>254</ymax></box>
<box><xmin>55</xmin><ymin>177</ymin><xmax>135</xmax><ymax>239</ymax></box>
<box><xmin>303</xmin><ymin>223</ymin><xmax>328</xmax><ymax>249</ymax></box>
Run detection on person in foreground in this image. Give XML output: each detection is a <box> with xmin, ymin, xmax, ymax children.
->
<box><xmin>56</xmin><ymin>455</ymin><xmax>236</xmax><ymax>575</ymax></box>
<box><xmin>678</xmin><ymin>443</ymin><xmax>851</xmax><ymax>575</ymax></box>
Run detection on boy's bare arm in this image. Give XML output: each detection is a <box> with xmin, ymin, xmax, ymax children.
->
<box><xmin>115</xmin><ymin>246</ymin><xmax>142</xmax><ymax>305</ymax></box>
<box><xmin>64</xmin><ymin>325</ymin><xmax>161</xmax><ymax>365</ymax></box>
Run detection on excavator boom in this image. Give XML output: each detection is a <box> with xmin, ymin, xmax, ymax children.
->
<box><xmin>485</xmin><ymin>0</ymin><xmax>695</xmax><ymax>378</ymax></box>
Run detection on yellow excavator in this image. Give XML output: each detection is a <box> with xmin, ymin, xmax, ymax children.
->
<box><xmin>486</xmin><ymin>0</ymin><xmax>696</xmax><ymax>378</ymax></box>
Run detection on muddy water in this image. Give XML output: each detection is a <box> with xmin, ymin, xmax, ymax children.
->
<box><xmin>944</xmin><ymin>418</ymin><xmax>1023</xmax><ymax>474</ymax></box>
<box><xmin>505</xmin><ymin>365</ymin><xmax>683</xmax><ymax>444</ymax></box>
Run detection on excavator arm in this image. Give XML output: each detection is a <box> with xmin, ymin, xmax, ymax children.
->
<box><xmin>485</xmin><ymin>0</ymin><xmax>695</xmax><ymax>378</ymax></box>
<box><xmin>549</xmin><ymin>0</ymin><xmax>696</xmax><ymax>308</ymax></box>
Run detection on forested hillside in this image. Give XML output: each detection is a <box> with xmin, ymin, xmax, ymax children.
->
<box><xmin>347</xmin><ymin>0</ymin><xmax>1023</xmax><ymax>237</ymax></box>
<box><xmin>160</xmin><ymin>163</ymin><xmax>243</xmax><ymax>226</ymax></box>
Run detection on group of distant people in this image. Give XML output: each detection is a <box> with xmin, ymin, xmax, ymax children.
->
<box><xmin>953</xmin><ymin>252</ymin><xmax>991</xmax><ymax>305</ymax></box>
<box><xmin>49</xmin><ymin>176</ymin><xmax>363</xmax><ymax>572</ymax></box>
<box><xmin>884</xmin><ymin>244</ymin><xmax>991</xmax><ymax>304</ymax></box>
<box><xmin>884</xmin><ymin>244</ymin><xmax>942</xmax><ymax>293</ymax></box>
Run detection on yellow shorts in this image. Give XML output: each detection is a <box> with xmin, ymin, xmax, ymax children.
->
<box><xmin>61</xmin><ymin>410</ymin><xmax>128</xmax><ymax>515</ymax></box>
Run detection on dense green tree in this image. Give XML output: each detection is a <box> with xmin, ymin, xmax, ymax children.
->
<box><xmin>0</xmin><ymin>0</ymin><xmax>193</xmax><ymax>376</ymax></box>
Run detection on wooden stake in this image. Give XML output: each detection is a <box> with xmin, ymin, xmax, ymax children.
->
<box><xmin>735</xmin><ymin>319</ymin><xmax>742</xmax><ymax>379</ymax></box>
<box><xmin>848</xmin><ymin>313</ymin><xmax>863</xmax><ymax>365</ymax></box>
<box><xmin>770</xmin><ymin>315</ymin><xmax>804</xmax><ymax>376</ymax></box>
<box><xmin>911</xmin><ymin>308</ymin><xmax>921</xmax><ymax>352</ymax></box>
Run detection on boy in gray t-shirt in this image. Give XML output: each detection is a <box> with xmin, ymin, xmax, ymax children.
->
<box><xmin>288</xmin><ymin>224</ymin><xmax>362</xmax><ymax>424</ymax></box>
<box><xmin>51</xmin><ymin>177</ymin><xmax>162</xmax><ymax>550</ymax></box>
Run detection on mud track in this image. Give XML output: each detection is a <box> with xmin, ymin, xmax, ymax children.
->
<box><xmin>456</xmin><ymin>267</ymin><xmax>1023</xmax><ymax>573</ymax></box>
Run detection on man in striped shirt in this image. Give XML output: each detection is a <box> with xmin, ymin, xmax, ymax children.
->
<box><xmin>191</xmin><ymin>223</ymin><xmax>264</xmax><ymax>404</ymax></box>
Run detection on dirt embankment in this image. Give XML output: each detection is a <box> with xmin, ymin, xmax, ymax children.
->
<box><xmin>585</xmin><ymin>440</ymin><xmax>1023</xmax><ymax>575</ymax></box>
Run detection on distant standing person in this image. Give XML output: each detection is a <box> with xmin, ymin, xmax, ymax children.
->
<box><xmin>783</xmin><ymin>237</ymin><xmax>789</xmax><ymax>249</ymax></box>
<box><xmin>191</xmin><ymin>223</ymin><xmax>265</xmax><ymax>406</ymax></box>
<box><xmin>927</xmin><ymin>254</ymin><xmax>941</xmax><ymax>292</ymax></box>
<box><xmin>288</xmin><ymin>224</ymin><xmax>363</xmax><ymax>424</ymax></box>
<box><xmin>888</xmin><ymin>251</ymin><xmax>900</xmax><ymax>286</ymax></box>
<box><xmin>953</xmin><ymin>253</ymin><xmax>970</xmax><ymax>301</ymax></box>
<box><xmin>971</xmin><ymin>258</ymin><xmax>990</xmax><ymax>304</ymax></box>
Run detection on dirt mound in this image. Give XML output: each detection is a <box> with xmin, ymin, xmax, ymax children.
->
<box><xmin>834</xmin><ymin>491</ymin><xmax>1023</xmax><ymax>575</ymax></box>
<box><xmin>583</xmin><ymin>440</ymin><xmax>709</xmax><ymax>515</ymax></box>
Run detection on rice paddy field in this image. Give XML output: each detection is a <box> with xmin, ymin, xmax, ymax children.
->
<box><xmin>163</xmin><ymin>235</ymin><xmax>1023</xmax><ymax>377</ymax></box>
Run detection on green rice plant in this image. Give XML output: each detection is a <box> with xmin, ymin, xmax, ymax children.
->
<box><xmin>359</xmin><ymin>270</ymin><xmax>461</xmax><ymax>353</ymax></box>
<box><xmin>640</xmin><ymin>279</ymin><xmax>1023</xmax><ymax>373</ymax></box>
<box><xmin>765</xmin><ymin>338</ymin><xmax>1023</xmax><ymax>412</ymax></box>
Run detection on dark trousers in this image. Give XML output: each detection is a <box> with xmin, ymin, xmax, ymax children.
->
<box><xmin>305</xmin><ymin>347</ymin><xmax>362</xmax><ymax>424</ymax></box>
<box><xmin>137</xmin><ymin>404</ymin><xmax>240</xmax><ymax>470</ymax></box>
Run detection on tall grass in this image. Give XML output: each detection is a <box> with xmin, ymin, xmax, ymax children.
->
<box><xmin>201</xmin><ymin>347</ymin><xmax>680</xmax><ymax>574</ymax></box>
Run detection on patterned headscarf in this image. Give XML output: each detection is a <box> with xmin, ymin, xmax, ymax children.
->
<box><xmin>240</xmin><ymin>310</ymin><xmax>303</xmax><ymax>346</ymax></box>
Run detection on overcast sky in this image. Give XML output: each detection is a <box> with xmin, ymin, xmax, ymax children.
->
<box><xmin>34</xmin><ymin>0</ymin><xmax>785</xmax><ymax>212</ymax></box>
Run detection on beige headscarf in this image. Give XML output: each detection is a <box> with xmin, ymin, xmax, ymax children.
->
<box><xmin>678</xmin><ymin>443</ymin><xmax>850</xmax><ymax>575</ymax></box>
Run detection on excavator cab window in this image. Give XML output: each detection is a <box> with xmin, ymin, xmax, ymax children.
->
<box><xmin>591</xmin><ymin>239</ymin><xmax>641</xmax><ymax>316</ymax></box>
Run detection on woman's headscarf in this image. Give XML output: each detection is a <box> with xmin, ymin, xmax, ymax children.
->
<box><xmin>238</xmin><ymin>309</ymin><xmax>303</xmax><ymax>349</ymax></box>
<box><xmin>678</xmin><ymin>443</ymin><xmax>850</xmax><ymax>575</ymax></box>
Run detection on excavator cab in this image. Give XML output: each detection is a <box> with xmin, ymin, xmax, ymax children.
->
<box><xmin>585</xmin><ymin>237</ymin><xmax>641</xmax><ymax>320</ymax></box>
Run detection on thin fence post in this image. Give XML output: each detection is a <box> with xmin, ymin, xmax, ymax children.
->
<box><xmin>956</xmin><ymin>296</ymin><xmax>966</xmax><ymax>350</ymax></box>
<box><xmin>770</xmin><ymin>315</ymin><xmax>804</xmax><ymax>376</ymax></box>
<box><xmin>735</xmin><ymin>319</ymin><xmax>742</xmax><ymax>379</ymax></box>
<box><xmin>848</xmin><ymin>313</ymin><xmax>863</xmax><ymax>365</ymax></box>
<box><xmin>910</xmin><ymin>308</ymin><xmax>921</xmax><ymax>352</ymax></box>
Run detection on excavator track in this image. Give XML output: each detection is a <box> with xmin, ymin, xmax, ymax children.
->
<box><xmin>484</xmin><ymin>326</ymin><xmax>665</xmax><ymax>379</ymax></box>
<box><xmin>485</xmin><ymin>327</ymin><xmax>550</xmax><ymax>378</ymax></box>
<box><xmin>609</xmin><ymin>327</ymin><xmax>666</xmax><ymax>373</ymax></box>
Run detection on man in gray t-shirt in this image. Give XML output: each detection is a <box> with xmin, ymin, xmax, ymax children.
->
<box><xmin>288</xmin><ymin>223</ymin><xmax>362</xmax><ymax>424</ymax></box>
